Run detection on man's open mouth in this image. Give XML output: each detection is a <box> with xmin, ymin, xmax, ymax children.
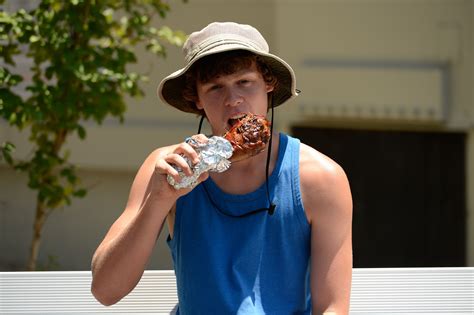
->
<box><xmin>227</xmin><ymin>113</ymin><xmax>248</xmax><ymax>129</ymax></box>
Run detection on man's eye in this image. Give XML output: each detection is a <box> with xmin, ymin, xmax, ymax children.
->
<box><xmin>239</xmin><ymin>79</ymin><xmax>250</xmax><ymax>85</ymax></box>
<box><xmin>209</xmin><ymin>85</ymin><xmax>221</xmax><ymax>91</ymax></box>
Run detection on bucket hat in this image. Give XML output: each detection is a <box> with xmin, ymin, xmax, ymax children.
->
<box><xmin>157</xmin><ymin>21</ymin><xmax>298</xmax><ymax>114</ymax></box>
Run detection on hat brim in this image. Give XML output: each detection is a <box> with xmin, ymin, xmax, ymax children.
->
<box><xmin>157</xmin><ymin>44</ymin><xmax>298</xmax><ymax>114</ymax></box>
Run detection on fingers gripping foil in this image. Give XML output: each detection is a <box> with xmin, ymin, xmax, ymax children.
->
<box><xmin>167</xmin><ymin>136</ymin><xmax>233</xmax><ymax>189</ymax></box>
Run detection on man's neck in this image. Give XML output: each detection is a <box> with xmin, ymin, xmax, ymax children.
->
<box><xmin>209</xmin><ymin>133</ymin><xmax>279</xmax><ymax>195</ymax></box>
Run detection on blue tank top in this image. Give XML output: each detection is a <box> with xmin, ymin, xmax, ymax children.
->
<box><xmin>167</xmin><ymin>133</ymin><xmax>311</xmax><ymax>314</ymax></box>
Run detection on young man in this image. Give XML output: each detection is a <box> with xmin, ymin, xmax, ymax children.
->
<box><xmin>91</xmin><ymin>22</ymin><xmax>353</xmax><ymax>314</ymax></box>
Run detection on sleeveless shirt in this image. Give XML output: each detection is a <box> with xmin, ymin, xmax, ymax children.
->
<box><xmin>167</xmin><ymin>133</ymin><xmax>311</xmax><ymax>314</ymax></box>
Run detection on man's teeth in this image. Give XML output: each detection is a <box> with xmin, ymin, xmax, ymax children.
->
<box><xmin>227</xmin><ymin>113</ymin><xmax>250</xmax><ymax>128</ymax></box>
<box><xmin>230</xmin><ymin>113</ymin><xmax>247</xmax><ymax>119</ymax></box>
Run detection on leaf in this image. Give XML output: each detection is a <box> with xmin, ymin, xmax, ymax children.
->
<box><xmin>73</xmin><ymin>188</ymin><xmax>87</xmax><ymax>198</ymax></box>
<box><xmin>60</xmin><ymin>167</ymin><xmax>77</xmax><ymax>184</ymax></box>
<box><xmin>102</xmin><ymin>8</ymin><xmax>114</xmax><ymax>24</ymax></box>
<box><xmin>1</xmin><ymin>141</ymin><xmax>16</xmax><ymax>165</ymax></box>
<box><xmin>157</xmin><ymin>26</ymin><xmax>187</xmax><ymax>46</ymax></box>
<box><xmin>0</xmin><ymin>67</ymin><xmax>23</xmax><ymax>86</ymax></box>
<box><xmin>29</xmin><ymin>35</ymin><xmax>40</xmax><ymax>43</ymax></box>
<box><xmin>8</xmin><ymin>112</ymin><xmax>17</xmax><ymax>124</ymax></box>
<box><xmin>77</xmin><ymin>124</ymin><xmax>86</xmax><ymax>139</ymax></box>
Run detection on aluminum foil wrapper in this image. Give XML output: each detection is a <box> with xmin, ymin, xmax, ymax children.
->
<box><xmin>167</xmin><ymin>136</ymin><xmax>233</xmax><ymax>190</ymax></box>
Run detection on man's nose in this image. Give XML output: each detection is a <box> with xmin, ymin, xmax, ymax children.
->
<box><xmin>224</xmin><ymin>88</ymin><xmax>243</xmax><ymax>107</ymax></box>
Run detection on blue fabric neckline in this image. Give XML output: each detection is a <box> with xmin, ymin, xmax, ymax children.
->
<box><xmin>201</xmin><ymin>133</ymin><xmax>288</xmax><ymax>216</ymax></box>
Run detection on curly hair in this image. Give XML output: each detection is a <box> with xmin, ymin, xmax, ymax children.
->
<box><xmin>182</xmin><ymin>50</ymin><xmax>278</xmax><ymax>116</ymax></box>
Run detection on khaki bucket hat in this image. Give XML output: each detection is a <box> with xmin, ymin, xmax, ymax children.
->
<box><xmin>157</xmin><ymin>22</ymin><xmax>298</xmax><ymax>114</ymax></box>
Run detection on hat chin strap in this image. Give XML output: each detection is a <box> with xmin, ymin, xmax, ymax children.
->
<box><xmin>197</xmin><ymin>115</ymin><xmax>205</xmax><ymax>134</ymax></box>
<box><xmin>265</xmin><ymin>100</ymin><xmax>276</xmax><ymax>215</ymax></box>
<box><xmin>196</xmin><ymin>98</ymin><xmax>276</xmax><ymax>218</ymax></box>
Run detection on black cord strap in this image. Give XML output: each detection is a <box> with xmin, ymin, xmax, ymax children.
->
<box><xmin>195</xmin><ymin>102</ymin><xmax>276</xmax><ymax>218</ymax></box>
<box><xmin>197</xmin><ymin>115</ymin><xmax>205</xmax><ymax>134</ymax></box>
<box><xmin>264</xmin><ymin>104</ymin><xmax>276</xmax><ymax>215</ymax></box>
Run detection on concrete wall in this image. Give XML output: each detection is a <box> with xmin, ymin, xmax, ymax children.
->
<box><xmin>0</xmin><ymin>0</ymin><xmax>472</xmax><ymax>270</ymax></box>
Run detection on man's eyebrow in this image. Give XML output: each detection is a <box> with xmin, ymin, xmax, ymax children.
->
<box><xmin>202</xmin><ymin>75</ymin><xmax>227</xmax><ymax>84</ymax></box>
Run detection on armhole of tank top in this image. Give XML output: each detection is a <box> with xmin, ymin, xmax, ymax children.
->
<box><xmin>166</xmin><ymin>199</ymin><xmax>181</xmax><ymax>250</ymax></box>
<box><xmin>291</xmin><ymin>138</ymin><xmax>311</xmax><ymax>235</ymax></box>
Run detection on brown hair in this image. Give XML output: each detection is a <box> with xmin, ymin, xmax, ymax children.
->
<box><xmin>182</xmin><ymin>50</ymin><xmax>278</xmax><ymax>115</ymax></box>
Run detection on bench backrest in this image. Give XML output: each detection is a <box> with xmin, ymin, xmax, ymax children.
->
<box><xmin>1</xmin><ymin>267</ymin><xmax>473</xmax><ymax>314</ymax></box>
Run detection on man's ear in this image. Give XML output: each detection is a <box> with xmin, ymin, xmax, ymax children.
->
<box><xmin>195</xmin><ymin>99</ymin><xmax>204</xmax><ymax>110</ymax></box>
<box><xmin>266</xmin><ymin>84</ymin><xmax>275</xmax><ymax>93</ymax></box>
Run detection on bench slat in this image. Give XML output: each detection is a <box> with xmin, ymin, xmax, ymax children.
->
<box><xmin>1</xmin><ymin>268</ymin><xmax>473</xmax><ymax>314</ymax></box>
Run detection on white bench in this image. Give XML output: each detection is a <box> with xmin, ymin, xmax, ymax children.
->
<box><xmin>1</xmin><ymin>267</ymin><xmax>473</xmax><ymax>314</ymax></box>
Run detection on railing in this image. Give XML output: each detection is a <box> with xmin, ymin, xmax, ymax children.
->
<box><xmin>1</xmin><ymin>267</ymin><xmax>473</xmax><ymax>314</ymax></box>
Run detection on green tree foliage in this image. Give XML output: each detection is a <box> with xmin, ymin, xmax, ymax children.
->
<box><xmin>0</xmin><ymin>0</ymin><xmax>186</xmax><ymax>270</ymax></box>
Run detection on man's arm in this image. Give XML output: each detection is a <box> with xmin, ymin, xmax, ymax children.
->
<box><xmin>299</xmin><ymin>143</ymin><xmax>353</xmax><ymax>314</ymax></box>
<box><xmin>91</xmin><ymin>141</ymin><xmax>207</xmax><ymax>306</ymax></box>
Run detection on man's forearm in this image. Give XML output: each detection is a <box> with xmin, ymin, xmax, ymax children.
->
<box><xmin>91</xmin><ymin>194</ymin><xmax>171</xmax><ymax>305</ymax></box>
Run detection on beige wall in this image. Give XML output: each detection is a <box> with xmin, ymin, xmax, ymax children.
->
<box><xmin>0</xmin><ymin>0</ymin><xmax>472</xmax><ymax>270</ymax></box>
<box><xmin>275</xmin><ymin>0</ymin><xmax>471</xmax><ymax>127</ymax></box>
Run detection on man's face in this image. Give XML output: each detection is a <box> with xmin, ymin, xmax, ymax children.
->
<box><xmin>195</xmin><ymin>61</ymin><xmax>274</xmax><ymax>136</ymax></box>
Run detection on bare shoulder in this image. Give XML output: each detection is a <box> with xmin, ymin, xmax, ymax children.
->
<box><xmin>299</xmin><ymin>142</ymin><xmax>348</xmax><ymax>192</ymax></box>
<box><xmin>299</xmin><ymin>142</ymin><xmax>352</xmax><ymax>225</ymax></box>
